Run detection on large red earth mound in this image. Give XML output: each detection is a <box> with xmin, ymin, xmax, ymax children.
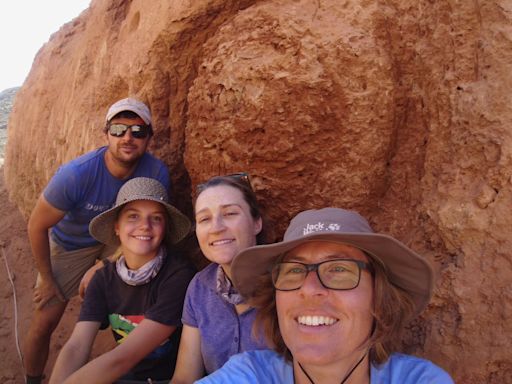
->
<box><xmin>3</xmin><ymin>1</ymin><xmax>512</xmax><ymax>382</ymax></box>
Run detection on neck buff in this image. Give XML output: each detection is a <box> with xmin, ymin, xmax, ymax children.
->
<box><xmin>116</xmin><ymin>247</ymin><xmax>165</xmax><ymax>286</ymax></box>
<box><xmin>216</xmin><ymin>264</ymin><xmax>245</xmax><ymax>305</ymax></box>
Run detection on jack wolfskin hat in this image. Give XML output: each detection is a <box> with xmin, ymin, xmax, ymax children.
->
<box><xmin>231</xmin><ymin>207</ymin><xmax>434</xmax><ymax>316</ymax></box>
<box><xmin>89</xmin><ymin>177</ymin><xmax>190</xmax><ymax>246</ymax></box>
<box><xmin>106</xmin><ymin>97</ymin><xmax>152</xmax><ymax>125</ymax></box>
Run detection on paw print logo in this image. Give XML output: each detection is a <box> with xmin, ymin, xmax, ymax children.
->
<box><xmin>327</xmin><ymin>224</ymin><xmax>340</xmax><ymax>231</ymax></box>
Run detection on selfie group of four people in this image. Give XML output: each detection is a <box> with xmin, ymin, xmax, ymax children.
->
<box><xmin>23</xmin><ymin>98</ymin><xmax>454</xmax><ymax>383</ymax></box>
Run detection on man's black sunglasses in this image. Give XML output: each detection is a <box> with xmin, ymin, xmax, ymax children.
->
<box><xmin>108</xmin><ymin>123</ymin><xmax>151</xmax><ymax>139</ymax></box>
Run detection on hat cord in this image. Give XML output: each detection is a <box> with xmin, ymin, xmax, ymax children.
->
<box><xmin>295</xmin><ymin>350</ymin><xmax>368</xmax><ymax>384</ymax></box>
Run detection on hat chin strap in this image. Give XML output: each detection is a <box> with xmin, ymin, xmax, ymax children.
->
<box><xmin>295</xmin><ymin>349</ymin><xmax>369</xmax><ymax>384</ymax></box>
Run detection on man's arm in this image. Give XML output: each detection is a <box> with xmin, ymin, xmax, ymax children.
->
<box><xmin>78</xmin><ymin>260</ymin><xmax>107</xmax><ymax>299</ymax></box>
<box><xmin>170</xmin><ymin>324</ymin><xmax>205</xmax><ymax>383</ymax></box>
<box><xmin>63</xmin><ymin>319</ymin><xmax>176</xmax><ymax>383</ymax></box>
<box><xmin>28</xmin><ymin>195</ymin><xmax>66</xmax><ymax>308</ymax></box>
<box><xmin>49</xmin><ymin>321</ymin><xmax>100</xmax><ymax>383</ymax></box>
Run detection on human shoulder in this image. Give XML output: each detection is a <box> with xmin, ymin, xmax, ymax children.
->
<box><xmin>234</xmin><ymin>349</ymin><xmax>289</xmax><ymax>370</ymax></box>
<box><xmin>181</xmin><ymin>263</ymin><xmax>221</xmax><ymax>327</ymax></box>
<box><xmin>196</xmin><ymin>350</ymin><xmax>292</xmax><ymax>384</ymax></box>
<box><xmin>372</xmin><ymin>353</ymin><xmax>454</xmax><ymax>384</ymax></box>
<box><xmin>45</xmin><ymin>147</ymin><xmax>106</xmax><ymax>184</ymax></box>
<box><xmin>142</xmin><ymin>252</ymin><xmax>196</xmax><ymax>326</ymax></box>
<box><xmin>133</xmin><ymin>152</ymin><xmax>170</xmax><ymax>190</ymax></box>
<box><xmin>155</xmin><ymin>252</ymin><xmax>196</xmax><ymax>291</ymax></box>
<box><xmin>45</xmin><ymin>147</ymin><xmax>106</xmax><ymax>189</ymax></box>
<box><xmin>162</xmin><ymin>251</ymin><xmax>197</xmax><ymax>276</ymax></box>
<box><xmin>137</xmin><ymin>151</ymin><xmax>168</xmax><ymax>171</ymax></box>
<box><xmin>79</xmin><ymin>262</ymin><xmax>115</xmax><ymax>326</ymax></box>
<box><xmin>188</xmin><ymin>262</ymin><xmax>217</xmax><ymax>289</ymax></box>
<box><xmin>85</xmin><ymin>261</ymin><xmax>116</xmax><ymax>294</ymax></box>
<box><xmin>140</xmin><ymin>150</ymin><xmax>166</xmax><ymax>163</ymax></box>
<box><xmin>60</xmin><ymin>147</ymin><xmax>107</xmax><ymax>171</ymax></box>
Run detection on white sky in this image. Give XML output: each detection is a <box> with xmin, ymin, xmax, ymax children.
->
<box><xmin>0</xmin><ymin>1</ymin><xmax>91</xmax><ymax>92</ymax></box>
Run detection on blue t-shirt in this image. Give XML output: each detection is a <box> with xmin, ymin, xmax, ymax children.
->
<box><xmin>182</xmin><ymin>263</ymin><xmax>267</xmax><ymax>374</ymax></box>
<box><xmin>195</xmin><ymin>349</ymin><xmax>454</xmax><ymax>384</ymax></box>
<box><xmin>44</xmin><ymin>146</ymin><xmax>170</xmax><ymax>250</ymax></box>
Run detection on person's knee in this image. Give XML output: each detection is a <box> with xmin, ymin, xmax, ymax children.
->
<box><xmin>29</xmin><ymin>306</ymin><xmax>66</xmax><ymax>336</ymax></box>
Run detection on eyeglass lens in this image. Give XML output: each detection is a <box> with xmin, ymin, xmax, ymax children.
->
<box><xmin>109</xmin><ymin>123</ymin><xmax>150</xmax><ymax>139</ymax></box>
<box><xmin>272</xmin><ymin>259</ymin><xmax>368</xmax><ymax>291</ymax></box>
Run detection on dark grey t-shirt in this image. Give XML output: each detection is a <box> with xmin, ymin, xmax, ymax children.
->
<box><xmin>81</xmin><ymin>253</ymin><xmax>195</xmax><ymax>380</ymax></box>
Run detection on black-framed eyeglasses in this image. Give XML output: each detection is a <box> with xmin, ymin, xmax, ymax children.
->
<box><xmin>197</xmin><ymin>172</ymin><xmax>252</xmax><ymax>193</ymax></box>
<box><xmin>271</xmin><ymin>259</ymin><xmax>372</xmax><ymax>291</ymax></box>
<box><xmin>108</xmin><ymin>123</ymin><xmax>151</xmax><ymax>139</ymax></box>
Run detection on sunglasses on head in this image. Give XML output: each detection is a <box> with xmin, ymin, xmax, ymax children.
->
<box><xmin>197</xmin><ymin>172</ymin><xmax>253</xmax><ymax>193</ymax></box>
<box><xmin>226</xmin><ymin>172</ymin><xmax>251</xmax><ymax>185</ymax></box>
<box><xmin>108</xmin><ymin>123</ymin><xmax>151</xmax><ymax>139</ymax></box>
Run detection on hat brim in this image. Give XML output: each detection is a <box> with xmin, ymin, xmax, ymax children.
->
<box><xmin>231</xmin><ymin>232</ymin><xmax>434</xmax><ymax>316</ymax></box>
<box><xmin>89</xmin><ymin>196</ymin><xmax>191</xmax><ymax>246</ymax></box>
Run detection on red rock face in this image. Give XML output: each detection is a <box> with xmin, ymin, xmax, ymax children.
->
<box><xmin>185</xmin><ymin>1</ymin><xmax>396</xmax><ymax>226</ymax></box>
<box><xmin>4</xmin><ymin>0</ymin><xmax>512</xmax><ymax>382</ymax></box>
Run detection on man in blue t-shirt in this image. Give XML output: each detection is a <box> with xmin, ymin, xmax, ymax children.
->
<box><xmin>23</xmin><ymin>97</ymin><xmax>171</xmax><ymax>384</ymax></box>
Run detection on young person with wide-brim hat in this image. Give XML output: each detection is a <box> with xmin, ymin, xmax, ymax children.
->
<box><xmin>50</xmin><ymin>177</ymin><xmax>195</xmax><ymax>383</ymax></box>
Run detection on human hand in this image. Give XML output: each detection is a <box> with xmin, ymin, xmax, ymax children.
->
<box><xmin>79</xmin><ymin>261</ymin><xmax>104</xmax><ymax>299</ymax></box>
<box><xmin>34</xmin><ymin>278</ymin><xmax>65</xmax><ymax>309</ymax></box>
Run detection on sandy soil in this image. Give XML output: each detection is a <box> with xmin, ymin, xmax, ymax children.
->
<box><xmin>0</xmin><ymin>169</ymin><xmax>114</xmax><ymax>383</ymax></box>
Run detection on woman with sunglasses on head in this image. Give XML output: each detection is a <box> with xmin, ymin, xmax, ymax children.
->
<box><xmin>170</xmin><ymin>174</ymin><xmax>268</xmax><ymax>384</ymax></box>
<box><xmin>197</xmin><ymin>207</ymin><xmax>454</xmax><ymax>384</ymax></box>
<box><xmin>49</xmin><ymin>178</ymin><xmax>195</xmax><ymax>384</ymax></box>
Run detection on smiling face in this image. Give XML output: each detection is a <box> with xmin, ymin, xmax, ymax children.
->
<box><xmin>115</xmin><ymin>200</ymin><xmax>166</xmax><ymax>268</ymax></box>
<box><xmin>194</xmin><ymin>185</ymin><xmax>262</xmax><ymax>276</ymax></box>
<box><xmin>276</xmin><ymin>241</ymin><xmax>374</xmax><ymax>368</ymax></box>
<box><xmin>105</xmin><ymin>115</ymin><xmax>150</xmax><ymax>167</ymax></box>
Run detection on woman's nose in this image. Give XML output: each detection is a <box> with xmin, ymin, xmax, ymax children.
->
<box><xmin>300</xmin><ymin>269</ymin><xmax>328</xmax><ymax>296</ymax></box>
<box><xmin>208</xmin><ymin>215</ymin><xmax>226</xmax><ymax>233</ymax></box>
<box><xmin>139</xmin><ymin>216</ymin><xmax>151</xmax><ymax>229</ymax></box>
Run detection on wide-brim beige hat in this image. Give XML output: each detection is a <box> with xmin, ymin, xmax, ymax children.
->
<box><xmin>89</xmin><ymin>177</ymin><xmax>190</xmax><ymax>246</ymax></box>
<box><xmin>231</xmin><ymin>207</ymin><xmax>434</xmax><ymax>316</ymax></box>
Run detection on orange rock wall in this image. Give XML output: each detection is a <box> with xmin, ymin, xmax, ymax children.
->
<box><xmin>5</xmin><ymin>0</ymin><xmax>512</xmax><ymax>382</ymax></box>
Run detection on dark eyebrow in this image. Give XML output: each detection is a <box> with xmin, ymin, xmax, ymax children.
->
<box><xmin>195</xmin><ymin>203</ymin><xmax>243</xmax><ymax>216</ymax></box>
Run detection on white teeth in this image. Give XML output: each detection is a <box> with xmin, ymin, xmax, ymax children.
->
<box><xmin>297</xmin><ymin>315</ymin><xmax>338</xmax><ymax>326</ymax></box>
<box><xmin>211</xmin><ymin>239</ymin><xmax>233</xmax><ymax>246</ymax></box>
<box><xmin>135</xmin><ymin>236</ymin><xmax>151</xmax><ymax>240</ymax></box>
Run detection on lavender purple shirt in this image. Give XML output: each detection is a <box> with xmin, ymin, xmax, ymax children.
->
<box><xmin>182</xmin><ymin>263</ymin><xmax>267</xmax><ymax>374</ymax></box>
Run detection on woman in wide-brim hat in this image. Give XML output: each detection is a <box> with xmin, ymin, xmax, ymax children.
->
<box><xmin>197</xmin><ymin>207</ymin><xmax>454</xmax><ymax>384</ymax></box>
<box><xmin>50</xmin><ymin>177</ymin><xmax>196</xmax><ymax>384</ymax></box>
